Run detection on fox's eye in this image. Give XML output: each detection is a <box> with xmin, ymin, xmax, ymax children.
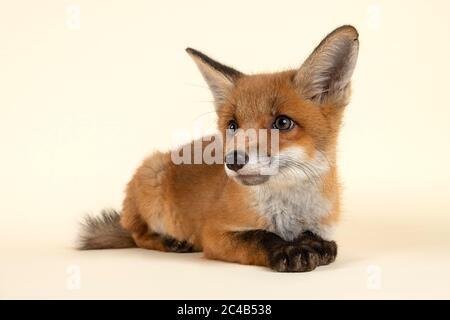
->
<box><xmin>227</xmin><ymin>120</ymin><xmax>238</xmax><ymax>132</ymax></box>
<box><xmin>273</xmin><ymin>116</ymin><xmax>294</xmax><ymax>131</ymax></box>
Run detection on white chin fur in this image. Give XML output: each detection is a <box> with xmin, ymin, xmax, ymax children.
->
<box><xmin>250</xmin><ymin>146</ymin><xmax>334</xmax><ymax>241</ymax></box>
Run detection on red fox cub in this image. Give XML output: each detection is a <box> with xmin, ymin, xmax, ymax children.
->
<box><xmin>79</xmin><ymin>25</ymin><xmax>359</xmax><ymax>272</ymax></box>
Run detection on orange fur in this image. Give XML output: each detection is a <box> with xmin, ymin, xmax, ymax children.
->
<box><xmin>82</xmin><ymin>25</ymin><xmax>359</xmax><ymax>272</ymax></box>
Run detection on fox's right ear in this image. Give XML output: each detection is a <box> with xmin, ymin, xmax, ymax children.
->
<box><xmin>295</xmin><ymin>25</ymin><xmax>359</xmax><ymax>106</ymax></box>
<box><xmin>186</xmin><ymin>48</ymin><xmax>243</xmax><ymax>110</ymax></box>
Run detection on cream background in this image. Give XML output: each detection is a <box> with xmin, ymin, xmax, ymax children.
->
<box><xmin>1</xmin><ymin>0</ymin><xmax>450</xmax><ymax>299</ymax></box>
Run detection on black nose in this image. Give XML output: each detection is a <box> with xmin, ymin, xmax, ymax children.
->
<box><xmin>225</xmin><ymin>151</ymin><xmax>249</xmax><ymax>172</ymax></box>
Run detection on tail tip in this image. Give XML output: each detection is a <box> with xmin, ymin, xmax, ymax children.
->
<box><xmin>77</xmin><ymin>209</ymin><xmax>135</xmax><ymax>250</ymax></box>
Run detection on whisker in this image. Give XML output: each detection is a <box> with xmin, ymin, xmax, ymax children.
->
<box><xmin>279</xmin><ymin>161</ymin><xmax>316</xmax><ymax>186</ymax></box>
<box><xmin>277</xmin><ymin>156</ymin><xmax>326</xmax><ymax>188</ymax></box>
<box><xmin>183</xmin><ymin>82</ymin><xmax>210</xmax><ymax>90</ymax></box>
<box><xmin>316</xmin><ymin>149</ymin><xmax>333</xmax><ymax>167</ymax></box>
<box><xmin>191</xmin><ymin>100</ymin><xmax>215</xmax><ymax>103</ymax></box>
<box><xmin>191</xmin><ymin>110</ymin><xmax>218</xmax><ymax>123</ymax></box>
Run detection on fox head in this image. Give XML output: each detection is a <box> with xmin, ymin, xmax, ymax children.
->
<box><xmin>187</xmin><ymin>25</ymin><xmax>359</xmax><ymax>186</ymax></box>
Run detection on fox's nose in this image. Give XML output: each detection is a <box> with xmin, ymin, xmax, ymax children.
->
<box><xmin>225</xmin><ymin>151</ymin><xmax>249</xmax><ymax>172</ymax></box>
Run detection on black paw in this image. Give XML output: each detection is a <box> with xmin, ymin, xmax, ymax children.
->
<box><xmin>268</xmin><ymin>244</ymin><xmax>320</xmax><ymax>272</ymax></box>
<box><xmin>296</xmin><ymin>232</ymin><xmax>337</xmax><ymax>266</ymax></box>
<box><xmin>163</xmin><ymin>237</ymin><xmax>194</xmax><ymax>253</ymax></box>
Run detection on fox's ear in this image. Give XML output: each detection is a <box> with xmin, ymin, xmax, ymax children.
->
<box><xmin>186</xmin><ymin>48</ymin><xmax>243</xmax><ymax>109</ymax></box>
<box><xmin>295</xmin><ymin>25</ymin><xmax>359</xmax><ymax>106</ymax></box>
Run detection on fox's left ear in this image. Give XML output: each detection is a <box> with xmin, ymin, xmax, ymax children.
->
<box><xmin>186</xmin><ymin>48</ymin><xmax>243</xmax><ymax>110</ymax></box>
<box><xmin>295</xmin><ymin>25</ymin><xmax>359</xmax><ymax>106</ymax></box>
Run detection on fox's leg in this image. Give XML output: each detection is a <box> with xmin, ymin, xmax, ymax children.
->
<box><xmin>132</xmin><ymin>232</ymin><xmax>195</xmax><ymax>253</ymax></box>
<box><xmin>202</xmin><ymin>228</ymin><xmax>320</xmax><ymax>272</ymax></box>
<box><xmin>295</xmin><ymin>231</ymin><xmax>337</xmax><ymax>266</ymax></box>
<box><xmin>121</xmin><ymin>211</ymin><xmax>195</xmax><ymax>253</ymax></box>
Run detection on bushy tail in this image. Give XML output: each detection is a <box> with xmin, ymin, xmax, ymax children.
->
<box><xmin>77</xmin><ymin>209</ymin><xmax>136</xmax><ymax>250</ymax></box>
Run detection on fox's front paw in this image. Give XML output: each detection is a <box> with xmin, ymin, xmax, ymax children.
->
<box><xmin>268</xmin><ymin>244</ymin><xmax>320</xmax><ymax>272</ymax></box>
<box><xmin>296</xmin><ymin>231</ymin><xmax>337</xmax><ymax>266</ymax></box>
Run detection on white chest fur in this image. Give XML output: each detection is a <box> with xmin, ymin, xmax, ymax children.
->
<box><xmin>252</xmin><ymin>180</ymin><xmax>333</xmax><ymax>241</ymax></box>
